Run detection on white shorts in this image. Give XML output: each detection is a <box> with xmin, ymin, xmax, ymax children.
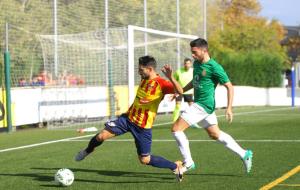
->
<box><xmin>180</xmin><ymin>103</ymin><xmax>218</xmax><ymax>128</ymax></box>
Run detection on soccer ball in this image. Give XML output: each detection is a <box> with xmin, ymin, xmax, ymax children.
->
<box><xmin>54</xmin><ymin>168</ymin><xmax>74</xmax><ymax>186</ymax></box>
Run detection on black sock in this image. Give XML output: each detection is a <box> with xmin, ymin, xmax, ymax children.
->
<box><xmin>85</xmin><ymin>134</ymin><xmax>103</xmax><ymax>153</ymax></box>
<box><xmin>147</xmin><ymin>155</ymin><xmax>177</xmax><ymax>170</ymax></box>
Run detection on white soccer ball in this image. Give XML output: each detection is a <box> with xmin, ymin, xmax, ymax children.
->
<box><xmin>54</xmin><ymin>168</ymin><xmax>74</xmax><ymax>186</ymax></box>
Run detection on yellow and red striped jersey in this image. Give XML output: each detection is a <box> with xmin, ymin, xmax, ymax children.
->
<box><xmin>127</xmin><ymin>76</ymin><xmax>174</xmax><ymax>129</ymax></box>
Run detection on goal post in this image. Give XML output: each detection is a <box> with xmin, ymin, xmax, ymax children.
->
<box><xmin>127</xmin><ymin>25</ymin><xmax>198</xmax><ymax>105</ymax></box>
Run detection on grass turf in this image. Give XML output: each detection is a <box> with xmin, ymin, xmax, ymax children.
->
<box><xmin>0</xmin><ymin>106</ymin><xmax>299</xmax><ymax>190</ymax></box>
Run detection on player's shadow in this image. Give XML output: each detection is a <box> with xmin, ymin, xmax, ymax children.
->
<box><xmin>0</xmin><ymin>171</ymin><xmax>160</xmax><ymax>188</ymax></box>
<box><xmin>32</xmin><ymin>167</ymin><xmax>244</xmax><ymax>178</ymax></box>
<box><xmin>32</xmin><ymin>167</ymin><xmax>246</xmax><ymax>183</ymax></box>
<box><xmin>74</xmin><ymin>168</ymin><xmax>243</xmax><ymax>178</ymax></box>
<box><xmin>0</xmin><ymin>168</ymin><xmax>247</xmax><ymax>187</ymax></box>
<box><xmin>32</xmin><ymin>167</ymin><xmax>175</xmax><ymax>184</ymax></box>
<box><xmin>0</xmin><ymin>172</ymin><xmax>53</xmax><ymax>182</ymax></box>
<box><xmin>193</xmin><ymin>173</ymin><xmax>243</xmax><ymax>178</ymax></box>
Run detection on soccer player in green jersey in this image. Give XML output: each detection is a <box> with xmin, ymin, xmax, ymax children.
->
<box><xmin>162</xmin><ymin>38</ymin><xmax>253</xmax><ymax>174</ymax></box>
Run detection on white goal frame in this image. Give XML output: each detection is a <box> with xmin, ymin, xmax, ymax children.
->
<box><xmin>127</xmin><ymin>25</ymin><xmax>198</xmax><ymax>105</ymax></box>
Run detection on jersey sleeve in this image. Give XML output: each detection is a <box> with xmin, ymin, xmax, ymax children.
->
<box><xmin>156</xmin><ymin>78</ymin><xmax>175</xmax><ymax>94</ymax></box>
<box><xmin>213</xmin><ymin>64</ymin><xmax>230</xmax><ymax>84</ymax></box>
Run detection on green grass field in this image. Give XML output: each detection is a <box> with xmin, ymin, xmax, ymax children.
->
<box><xmin>0</xmin><ymin>106</ymin><xmax>300</xmax><ymax>190</ymax></box>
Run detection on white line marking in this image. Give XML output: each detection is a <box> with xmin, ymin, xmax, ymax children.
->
<box><xmin>67</xmin><ymin>139</ymin><xmax>300</xmax><ymax>142</ymax></box>
<box><xmin>154</xmin><ymin>107</ymin><xmax>296</xmax><ymax>126</ymax></box>
<box><xmin>0</xmin><ymin>107</ymin><xmax>298</xmax><ymax>153</ymax></box>
<box><xmin>0</xmin><ymin>134</ymin><xmax>95</xmax><ymax>153</ymax></box>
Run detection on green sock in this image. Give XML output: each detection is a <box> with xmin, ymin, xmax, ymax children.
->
<box><xmin>173</xmin><ymin>103</ymin><xmax>181</xmax><ymax>122</ymax></box>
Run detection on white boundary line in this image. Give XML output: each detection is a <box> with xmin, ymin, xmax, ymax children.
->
<box><xmin>154</xmin><ymin>107</ymin><xmax>296</xmax><ymax>126</ymax></box>
<box><xmin>0</xmin><ymin>134</ymin><xmax>95</xmax><ymax>153</ymax></box>
<box><xmin>68</xmin><ymin>139</ymin><xmax>300</xmax><ymax>142</ymax></box>
<box><xmin>0</xmin><ymin>107</ymin><xmax>298</xmax><ymax>153</ymax></box>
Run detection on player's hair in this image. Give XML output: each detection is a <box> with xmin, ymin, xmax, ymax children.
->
<box><xmin>184</xmin><ymin>58</ymin><xmax>192</xmax><ymax>63</ymax></box>
<box><xmin>190</xmin><ymin>38</ymin><xmax>208</xmax><ymax>49</ymax></box>
<box><xmin>138</xmin><ymin>55</ymin><xmax>157</xmax><ymax>69</ymax></box>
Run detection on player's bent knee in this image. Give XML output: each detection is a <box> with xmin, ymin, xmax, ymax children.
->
<box><xmin>207</xmin><ymin>130</ymin><xmax>220</xmax><ymax>140</ymax></box>
<box><xmin>171</xmin><ymin>120</ymin><xmax>183</xmax><ymax>132</ymax></box>
<box><xmin>171</xmin><ymin>123</ymin><xmax>179</xmax><ymax>132</ymax></box>
<box><xmin>139</xmin><ymin>155</ymin><xmax>150</xmax><ymax>165</ymax></box>
<box><xmin>206</xmin><ymin>125</ymin><xmax>220</xmax><ymax>140</ymax></box>
<box><xmin>96</xmin><ymin>130</ymin><xmax>115</xmax><ymax>141</ymax></box>
<box><xmin>171</xmin><ymin>119</ymin><xmax>189</xmax><ymax>132</ymax></box>
<box><xmin>95</xmin><ymin>133</ymin><xmax>103</xmax><ymax>141</ymax></box>
<box><xmin>208</xmin><ymin>133</ymin><xmax>219</xmax><ymax>140</ymax></box>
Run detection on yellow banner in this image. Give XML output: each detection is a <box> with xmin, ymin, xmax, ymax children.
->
<box><xmin>113</xmin><ymin>85</ymin><xmax>138</xmax><ymax>115</ymax></box>
<box><xmin>0</xmin><ymin>89</ymin><xmax>15</xmax><ymax>128</ymax></box>
<box><xmin>0</xmin><ymin>90</ymin><xmax>7</xmax><ymax>128</ymax></box>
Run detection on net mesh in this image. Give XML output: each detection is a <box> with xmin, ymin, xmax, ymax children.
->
<box><xmin>1</xmin><ymin>0</ymin><xmax>206</xmax><ymax>88</ymax></box>
<box><xmin>0</xmin><ymin>0</ymin><xmax>206</xmax><ymax>129</ymax></box>
<box><xmin>38</xmin><ymin>26</ymin><xmax>197</xmax><ymax>129</ymax></box>
<box><xmin>132</xmin><ymin>31</ymin><xmax>193</xmax><ymax>85</ymax></box>
<box><xmin>38</xmin><ymin>28</ymin><xmax>128</xmax><ymax>86</ymax></box>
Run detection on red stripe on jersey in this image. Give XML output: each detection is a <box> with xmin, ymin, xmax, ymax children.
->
<box><xmin>144</xmin><ymin>80</ymin><xmax>152</xmax><ymax>93</ymax></box>
<box><xmin>141</xmin><ymin>109</ymin><xmax>149</xmax><ymax>128</ymax></box>
<box><xmin>130</xmin><ymin>107</ymin><xmax>136</xmax><ymax>121</ymax></box>
<box><xmin>140</xmin><ymin>79</ymin><xmax>146</xmax><ymax>88</ymax></box>
<box><xmin>150</xmin><ymin>81</ymin><xmax>158</xmax><ymax>95</ymax></box>
<box><xmin>136</xmin><ymin>108</ymin><xmax>143</xmax><ymax>123</ymax></box>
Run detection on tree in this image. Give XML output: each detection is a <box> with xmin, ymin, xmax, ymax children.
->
<box><xmin>285</xmin><ymin>36</ymin><xmax>300</xmax><ymax>61</ymax></box>
<box><xmin>207</xmin><ymin>0</ymin><xmax>289</xmax><ymax>87</ymax></box>
<box><xmin>209</xmin><ymin>0</ymin><xmax>285</xmax><ymax>53</ymax></box>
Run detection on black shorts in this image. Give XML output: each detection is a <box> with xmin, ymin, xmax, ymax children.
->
<box><xmin>176</xmin><ymin>94</ymin><xmax>193</xmax><ymax>103</ymax></box>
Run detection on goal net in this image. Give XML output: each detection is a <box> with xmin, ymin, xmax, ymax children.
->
<box><xmin>36</xmin><ymin>25</ymin><xmax>198</xmax><ymax>129</ymax></box>
<box><xmin>127</xmin><ymin>25</ymin><xmax>198</xmax><ymax>105</ymax></box>
<box><xmin>38</xmin><ymin>28</ymin><xmax>130</xmax><ymax>129</ymax></box>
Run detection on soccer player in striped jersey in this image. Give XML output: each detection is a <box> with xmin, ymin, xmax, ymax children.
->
<box><xmin>75</xmin><ymin>55</ymin><xmax>184</xmax><ymax>182</ymax></box>
<box><xmin>162</xmin><ymin>38</ymin><xmax>253</xmax><ymax>174</ymax></box>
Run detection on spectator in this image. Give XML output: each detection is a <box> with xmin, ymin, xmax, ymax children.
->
<box><xmin>31</xmin><ymin>75</ymin><xmax>45</xmax><ymax>86</ymax></box>
<box><xmin>18</xmin><ymin>78</ymin><xmax>28</xmax><ymax>87</ymax></box>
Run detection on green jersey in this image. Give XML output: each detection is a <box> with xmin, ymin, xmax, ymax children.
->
<box><xmin>193</xmin><ymin>59</ymin><xmax>230</xmax><ymax>114</ymax></box>
<box><xmin>174</xmin><ymin>67</ymin><xmax>193</xmax><ymax>94</ymax></box>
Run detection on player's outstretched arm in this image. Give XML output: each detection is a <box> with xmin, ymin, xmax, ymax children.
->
<box><xmin>162</xmin><ymin>64</ymin><xmax>184</xmax><ymax>94</ymax></box>
<box><xmin>168</xmin><ymin>81</ymin><xmax>193</xmax><ymax>101</ymax></box>
<box><xmin>223</xmin><ymin>82</ymin><xmax>234</xmax><ymax>123</ymax></box>
<box><xmin>182</xmin><ymin>80</ymin><xmax>193</xmax><ymax>93</ymax></box>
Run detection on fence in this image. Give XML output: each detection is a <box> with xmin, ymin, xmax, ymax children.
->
<box><xmin>0</xmin><ymin>0</ymin><xmax>208</xmax><ymax>129</ymax></box>
<box><xmin>1</xmin><ymin>0</ymin><xmax>207</xmax><ymax>87</ymax></box>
